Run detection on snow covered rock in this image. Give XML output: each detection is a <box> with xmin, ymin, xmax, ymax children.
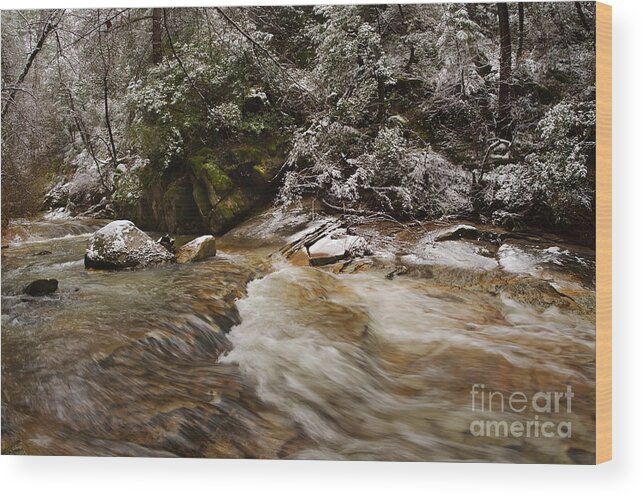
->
<box><xmin>175</xmin><ymin>235</ymin><xmax>217</xmax><ymax>263</ymax></box>
<box><xmin>432</xmin><ymin>224</ymin><xmax>479</xmax><ymax>242</ymax></box>
<box><xmin>44</xmin><ymin>207</ymin><xmax>70</xmax><ymax>220</ymax></box>
<box><xmin>84</xmin><ymin>220</ymin><xmax>175</xmax><ymax>269</ymax></box>
<box><xmin>43</xmin><ymin>180</ymin><xmax>70</xmax><ymax>210</ymax></box>
<box><xmin>308</xmin><ymin>232</ymin><xmax>368</xmax><ymax>266</ymax></box>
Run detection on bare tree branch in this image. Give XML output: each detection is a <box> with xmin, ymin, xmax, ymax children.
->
<box><xmin>1</xmin><ymin>10</ymin><xmax>65</xmax><ymax>120</ymax></box>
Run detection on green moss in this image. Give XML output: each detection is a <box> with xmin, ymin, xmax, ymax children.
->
<box><xmin>229</xmin><ymin>144</ymin><xmax>265</xmax><ymax>165</ymax></box>
<box><xmin>203</xmin><ymin>161</ymin><xmax>232</xmax><ymax>192</ymax></box>
<box><xmin>227</xmin><ymin>141</ymin><xmax>284</xmax><ymax>183</ymax></box>
<box><xmin>161</xmin><ymin>176</ymin><xmax>202</xmax><ymax>233</ymax></box>
<box><xmin>188</xmin><ymin>154</ymin><xmax>233</xmax><ymax>195</ymax></box>
<box><xmin>267</xmin><ymin>140</ymin><xmax>280</xmax><ymax>154</ymax></box>
<box><xmin>253</xmin><ymin>164</ymin><xmax>268</xmax><ymax>178</ymax></box>
<box><xmin>239</xmin><ymin>115</ymin><xmax>271</xmax><ymax>136</ymax></box>
<box><xmin>211</xmin><ymin>189</ymin><xmax>253</xmax><ymax>226</ymax></box>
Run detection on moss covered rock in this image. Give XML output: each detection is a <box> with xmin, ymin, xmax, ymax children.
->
<box><xmin>208</xmin><ymin>188</ymin><xmax>257</xmax><ymax>231</ymax></box>
<box><xmin>113</xmin><ymin>129</ymin><xmax>287</xmax><ymax>235</ymax></box>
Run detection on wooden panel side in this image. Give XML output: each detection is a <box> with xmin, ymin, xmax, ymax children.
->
<box><xmin>595</xmin><ymin>1</ymin><xmax>612</xmax><ymax>464</ymax></box>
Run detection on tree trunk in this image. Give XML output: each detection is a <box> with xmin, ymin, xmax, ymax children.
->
<box><xmin>151</xmin><ymin>8</ymin><xmax>163</xmax><ymax>64</ymax></box>
<box><xmin>496</xmin><ymin>3</ymin><xmax>512</xmax><ymax>141</ymax></box>
<box><xmin>102</xmin><ymin>73</ymin><xmax>118</xmax><ymax>172</ymax></box>
<box><xmin>54</xmin><ymin>32</ymin><xmax>111</xmax><ymax>193</ymax></box>
<box><xmin>98</xmin><ymin>12</ymin><xmax>118</xmax><ymax>181</ymax></box>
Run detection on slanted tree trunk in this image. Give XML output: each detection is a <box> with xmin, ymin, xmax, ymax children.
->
<box><xmin>496</xmin><ymin>3</ymin><xmax>512</xmax><ymax>141</ymax></box>
<box><xmin>1</xmin><ymin>10</ymin><xmax>64</xmax><ymax>120</ymax></box>
<box><xmin>151</xmin><ymin>8</ymin><xmax>163</xmax><ymax>64</ymax></box>
<box><xmin>97</xmin><ymin>11</ymin><xmax>118</xmax><ymax>182</ymax></box>
<box><xmin>54</xmin><ymin>34</ymin><xmax>101</xmax><ymax>178</ymax></box>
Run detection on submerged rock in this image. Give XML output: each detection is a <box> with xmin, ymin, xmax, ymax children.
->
<box><xmin>24</xmin><ymin>279</ymin><xmax>58</xmax><ymax>296</ymax></box>
<box><xmin>84</xmin><ymin>220</ymin><xmax>175</xmax><ymax>270</ymax></box>
<box><xmin>176</xmin><ymin>235</ymin><xmax>217</xmax><ymax>263</ymax></box>
<box><xmin>288</xmin><ymin>247</ymin><xmax>311</xmax><ymax>266</ymax></box>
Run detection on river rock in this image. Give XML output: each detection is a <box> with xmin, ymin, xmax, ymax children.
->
<box><xmin>24</xmin><ymin>279</ymin><xmax>58</xmax><ymax>296</ymax></box>
<box><xmin>308</xmin><ymin>232</ymin><xmax>368</xmax><ymax>267</ymax></box>
<box><xmin>84</xmin><ymin>220</ymin><xmax>175</xmax><ymax>269</ymax></box>
<box><xmin>176</xmin><ymin>235</ymin><xmax>217</xmax><ymax>263</ymax></box>
<box><xmin>433</xmin><ymin>224</ymin><xmax>479</xmax><ymax>242</ymax></box>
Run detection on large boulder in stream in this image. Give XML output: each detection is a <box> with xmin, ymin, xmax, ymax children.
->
<box><xmin>84</xmin><ymin>220</ymin><xmax>175</xmax><ymax>270</ymax></box>
<box><xmin>176</xmin><ymin>235</ymin><xmax>217</xmax><ymax>263</ymax></box>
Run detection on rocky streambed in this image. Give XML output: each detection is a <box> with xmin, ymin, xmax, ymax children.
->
<box><xmin>1</xmin><ymin>208</ymin><xmax>596</xmax><ymax>463</ymax></box>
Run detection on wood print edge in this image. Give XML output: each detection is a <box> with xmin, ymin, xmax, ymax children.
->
<box><xmin>595</xmin><ymin>1</ymin><xmax>612</xmax><ymax>464</ymax></box>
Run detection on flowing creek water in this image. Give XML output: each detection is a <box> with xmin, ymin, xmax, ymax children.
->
<box><xmin>1</xmin><ymin>212</ymin><xmax>596</xmax><ymax>463</ymax></box>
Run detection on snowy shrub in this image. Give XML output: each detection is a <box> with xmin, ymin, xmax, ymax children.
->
<box><xmin>278</xmin><ymin>122</ymin><xmax>470</xmax><ymax>217</ymax></box>
<box><xmin>209</xmin><ymin>103</ymin><xmax>242</xmax><ymax>133</ymax></box>
<box><xmin>486</xmin><ymin>100</ymin><xmax>595</xmax><ymax>226</ymax></box>
<box><xmin>127</xmin><ymin>38</ymin><xmax>252</xmax><ymax>167</ymax></box>
<box><xmin>529</xmin><ymin>100</ymin><xmax>595</xmax><ymax>223</ymax></box>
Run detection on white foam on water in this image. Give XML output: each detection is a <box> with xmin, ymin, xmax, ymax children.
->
<box><xmin>221</xmin><ymin>266</ymin><xmax>595</xmax><ymax>461</ymax></box>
